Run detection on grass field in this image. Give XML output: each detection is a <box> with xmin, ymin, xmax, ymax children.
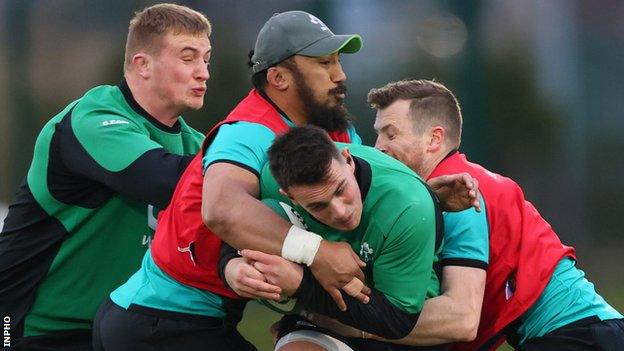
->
<box><xmin>238</xmin><ymin>289</ymin><xmax>624</xmax><ymax>351</ymax></box>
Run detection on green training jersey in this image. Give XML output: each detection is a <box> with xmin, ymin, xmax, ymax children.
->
<box><xmin>260</xmin><ymin>143</ymin><xmax>442</xmax><ymax>314</ymax></box>
<box><xmin>0</xmin><ymin>81</ymin><xmax>203</xmax><ymax>337</ymax></box>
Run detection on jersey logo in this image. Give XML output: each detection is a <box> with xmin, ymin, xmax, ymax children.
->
<box><xmin>279</xmin><ymin>202</ymin><xmax>309</xmax><ymax>230</ymax></box>
<box><xmin>308</xmin><ymin>14</ymin><xmax>329</xmax><ymax>31</ymax></box>
<box><xmin>101</xmin><ymin>119</ymin><xmax>130</xmax><ymax>126</ymax></box>
<box><xmin>359</xmin><ymin>242</ymin><xmax>374</xmax><ymax>262</ymax></box>
<box><xmin>178</xmin><ymin>243</ymin><xmax>196</xmax><ymax>266</ymax></box>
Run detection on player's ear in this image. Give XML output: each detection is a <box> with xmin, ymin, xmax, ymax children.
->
<box><xmin>341</xmin><ymin>148</ymin><xmax>351</xmax><ymax>162</ymax></box>
<box><xmin>267</xmin><ymin>66</ymin><xmax>289</xmax><ymax>91</ymax></box>
<box><xmin>341</xmin><ymin>148</ymin><xmax>355</xmax><ymax>171</ymax></box>
<box><xmin>132</xmin><ymin>52</ymin><xmax>151</xmax><ymax>79</ymax></box>
<box><xmin>428</xmin><ymin>126</ymin><xmax>445</xmax><ymax>152</ymax></box>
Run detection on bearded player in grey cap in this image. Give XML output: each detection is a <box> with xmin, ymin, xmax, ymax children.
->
<box><xmin>201</xmin><ymin>10</ymin><xmax>369</xmax><ymax>313</ymax></box>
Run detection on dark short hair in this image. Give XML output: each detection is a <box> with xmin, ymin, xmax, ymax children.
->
<box><xmin>367</xmin><ymin>79</ymin><xmax>463</xmax><ymax>147</ymax></box>
<box><xmin>247</xmin><ymin>50</ymin><xmax>298</xmax><ymax>90</ymax></box>
<box><xmin>268</xmin><ymin>126</ymin><xmax>341</xmax><ymax>190</ymax></box>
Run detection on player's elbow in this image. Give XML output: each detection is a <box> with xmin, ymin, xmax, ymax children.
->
<box><xmin>454</xmin><ymin>312</ymin><xmax>479</xmax><ymax>342</ymax></box>
<box><xmin>201</xmin><ymin>198</ymin><xmax>233</xmax><ymax>237</ymax></box>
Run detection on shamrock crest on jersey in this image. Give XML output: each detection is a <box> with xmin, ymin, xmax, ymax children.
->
<box><xmin>360</xmin><ymin>242</ymin><xmax>374</xmax><ymax>262</ymax></box>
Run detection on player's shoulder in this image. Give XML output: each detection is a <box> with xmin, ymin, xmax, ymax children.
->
<box><xmin>214</xmin><ymin>121</ymin><xmax>276</xmax><ymax>139</ymax></box>
<box><xmin>71</xmin><ymin>85</ymin><xmax>145</xmax><ymax>136</ymax></box>
<box><xmin>178</xmin><ymin>118</ymin><xmax>204</xmax><ymax>142</ymax></box>
<box><xmin>208</xmin><ymin>121</ymin><xmax>279</xmax><ymax>153</ymax></box>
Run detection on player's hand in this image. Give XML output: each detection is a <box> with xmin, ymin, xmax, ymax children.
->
<box><xmin>241</xmin><ymin>249</ymin><xmax>304</xmax><ymax>297</ymax></box>
<box><xmin>310</xmin><ymin>241</ymin><xmax>370</xmax><ymax>311</ymax></box>
<box><xmin>224</xmin><ymin>257</ymin><xmax>282</xmax><ymax>301</ymax></box>
<box><xmin>303</xmin><ymin>311</ymin><xmax>365</xmax><ymax>339</ymax></box>
<box><xmin>428</xmin><ymin>173</ymin><xmax>481</xmax><ymax>212</ymax></box>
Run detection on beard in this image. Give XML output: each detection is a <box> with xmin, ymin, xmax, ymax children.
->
<box><xmin>291</xmin><ymin>69</ymin><xmax>351</xmax><ymax>133</ymax></box>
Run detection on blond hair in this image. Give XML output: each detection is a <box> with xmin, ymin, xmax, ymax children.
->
<box><xmin>124</xmin><ymin>3</ymin><xmax>211</xmax><ymax>71</ymax></box>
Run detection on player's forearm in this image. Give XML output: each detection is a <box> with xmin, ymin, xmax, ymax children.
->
<box><xmin>296</xmin><ymin>267</ymin><xmax>418</xmax><ymax>339</ymax></box>
<box><xmin>203</xmin><ymin>192</ymin><xmax>290</xmax><ymax>254</ymax></box>
<box><xmin>367</xmin><ymin>294</ymin><xmax>479</xmax><ymax>345</ymax></box>
<box><xmin>64</xmin><ymin>145</ymin><xmax>194</xmax><ymax>209</ymax></box>
<box><xmin>347</xmin><ymin>295</ymin><xmax>476</xmax><ymax>346</ymax></box>
<box><xmin>109</xmin><ymin>150</ymin><xmax>194</xmax><ymax>209</ymax></box>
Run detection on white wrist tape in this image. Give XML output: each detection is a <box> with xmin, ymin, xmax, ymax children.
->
<box><xmin>281</xmin><ymin>225</ymin><xmax>323</xmax><ymax>266</ymax></box>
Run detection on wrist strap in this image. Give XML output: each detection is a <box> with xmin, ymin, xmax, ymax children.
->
<box><xmin>281</xmin><ymin>225</ymin><xmax>322</xmax><ymax>266</ymax></box>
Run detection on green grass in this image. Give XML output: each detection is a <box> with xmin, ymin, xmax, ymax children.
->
<box><xmin>238</xmin><ymin>301</ymin><xmax>283</xmax><ymax>351</ymax></box>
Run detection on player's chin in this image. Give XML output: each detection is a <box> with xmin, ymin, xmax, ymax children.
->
<box><xmin>335</xmin><ymin>214</ymin><xmax>359</xmax><ymax>231</ymax></box>
<box><xmin>185</xmin><ymin>98</ymin><xmax>204</xmax><ymax>111</ymax></box>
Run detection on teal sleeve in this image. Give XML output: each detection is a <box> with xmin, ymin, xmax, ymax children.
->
<box><xmin>259</xmin><ymin>162</ymin><xmax>288</xmax><ymax>201</ymax></box>
<box><xmin>347</xmin><ymin>124</ymin><xmax>362</xmax><ymax>145</ymax></box>
<box><xmin>440</xmin><ymin>199</ymin><xmax>489</xmax><ymax>269</ymax></box>
<box><xmin>372</xmin><ymin>204</ymin><xmax>436</xmax><ymax>314</ymax></box>
<box><xmin>202</xmin><ymin>122</ymin><xmax>276</xmax><ymax>176</ymax></box>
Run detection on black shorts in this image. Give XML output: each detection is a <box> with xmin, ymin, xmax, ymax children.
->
<box><xmin>276</xmin><ymin>314</ymin><xmax>448</xmax><ymax>351</ymax></box>
<box><xmin>92</xmin><ymin>298</ymin><xmax>256</xmax><ymax>351</ymax></box>
<box><xmin>519</xmin><ymin>317</ymin><xmax>624</xmax><ymax>351</ymax></box>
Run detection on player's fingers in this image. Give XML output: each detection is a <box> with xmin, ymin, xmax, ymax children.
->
<box><xmin>234</xmin><ymin>290</ymin><xmax>258</xmax><ymax>299</ymax></box>
<box><xmin>241</xmin><ymin>275</ymin><xmax>282</xmax><ymax>294</ymax></box>
<box><xmin>349</xmin><ymin>251</ymin><xmax>366</xmax><ymax>279</ymax></box>
<box><xmin>231</xmin><ymin>277</ymin><xmax>268</xmax><ymax>299</ymax></box>
<box><xmin>240</xmin><ymin>263</ymin><xmax>265</xmax><ymax>279</ymax></box>
<box><xmin>472</xmin><ymin>192</ymin><xmax>482</xmax><ymax>212</ymax></box>
<box><xmin>241</xmin><ymin>249</ymin><xmax>276</xmax><ymax>264</ymax></box>
<box><xmin>461</xmin><ymin>173</ymin><xmax>474</xmax><ymax>188</ymax></box>
<box><xmin>360</xmin><ymin>285</ymin><xmax>372</xmax><ymax>296</ymax></box>
<box><xmin>473</xmin><ymin>200</ymin><xmax>482</xmax><ymax>212</ymax></box>
<box><xmin>352</xmin><ymin>291</ymin><xmax>370</xmax><ymax>304</ymax></box>
<box><xmin>342</xmin><ymin>277</ymin><xmax>364</xmax><ymax>295</ymax></box>
<box><xmin>356</xmin><ymin>257</ymin><xmax>367</xmax><ymax>268</ymax></box>
<box><xmin>328</xmin><ymin>286</ymin><xmax>347</xmax><ymax>311</ymax></box>
<box><xmin>427</xmin><ymin>175</ymin><xmax>447</xmax><ymax>189</ymax></box>
<box><xmin>471</xmin><ymin>177</ymin><xmax>479</xmax><ymax>190</ymax></box>
<box><xmin>239</xmin><ymin>278</ymin><xmax>281</xmax><ymax>300</ymax></box>
<box><xmin>239</xmin><ymin>287</ymin><xmax>280</xmax><ymax>301</ymax></box>
<box><xmin>251</xmin><ymin>260</ymin><xmax>271</xmax><ymax>274</ymax></box>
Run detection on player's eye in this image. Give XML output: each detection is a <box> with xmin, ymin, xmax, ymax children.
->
<box><xmin>336</xmin><ymin>185</ymin><xmax>345</xmax><ymax>195</ymax></box>
<box><xmin>310</xmin><ymin>203</ymin><xmax>326</xmax><ymax>211</ymax></box>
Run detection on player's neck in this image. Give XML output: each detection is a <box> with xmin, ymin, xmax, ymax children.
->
<box><xmin>125</xmin><ymin>74</ymin><xmax>180</xmax><ymax>127</ymax></box>
<box><xmin>422</xmin><ymin>150</ymin><xmax>451</xmax><ymax>180</ymax></box>
<box><xmin>264</xmin><ymin>88</ymin><xmax>307</xmax><ymax>126</ymax></box>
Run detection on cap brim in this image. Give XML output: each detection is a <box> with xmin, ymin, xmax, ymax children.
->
<box><xmin>298</xmin><ymin>34</ymin><xmax>362</xmax><ymax>57</ymax></box>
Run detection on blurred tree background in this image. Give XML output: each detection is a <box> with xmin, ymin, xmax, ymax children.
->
<box><xmin>1</xmin><ymin>1</ymin><xmax>622</xmax><ymax>349</ymax></box>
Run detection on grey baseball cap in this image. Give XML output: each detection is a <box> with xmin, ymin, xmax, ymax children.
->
<box><xmin>251</xmin><ymin>11</ymin><xmax>362</xmax><ymax>74</ymax></box>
